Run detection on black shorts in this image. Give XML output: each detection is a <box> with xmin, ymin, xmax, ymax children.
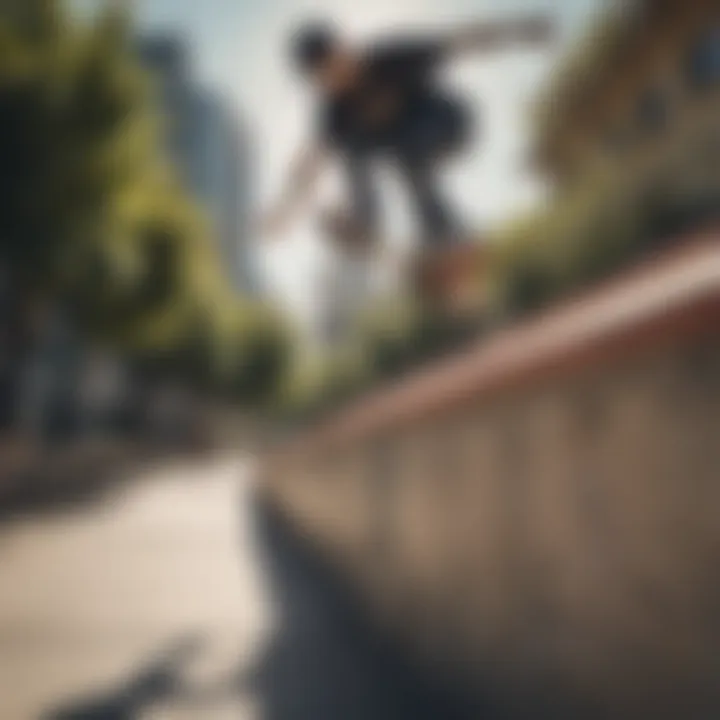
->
<box><xmin>393</xmin><ymin>94</ymin><xmax>473</xmax><ymax>163</ymax></box>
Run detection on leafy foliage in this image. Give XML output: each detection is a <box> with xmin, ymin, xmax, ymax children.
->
<box><xmin>0</xmin><ymin>0</ymin><xmax>288</xmax><ymax>407</ymax></box>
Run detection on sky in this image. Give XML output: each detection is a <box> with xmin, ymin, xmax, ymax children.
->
<box><xmin>77</xmin><ymin>0</ymin><xmax>604</xmax><ymax>340</ymax></box>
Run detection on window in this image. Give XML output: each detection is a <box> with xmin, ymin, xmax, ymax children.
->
<box><xmin>686</xmin><ymin>27</ymin><xmax>720</xmax><ymax>90</ymax></box>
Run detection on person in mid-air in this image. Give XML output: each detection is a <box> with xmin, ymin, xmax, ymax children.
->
<box><xmin>260</xmin><ymin>14</ymin><xmax>555</xmax><ymax>305</ymax></box>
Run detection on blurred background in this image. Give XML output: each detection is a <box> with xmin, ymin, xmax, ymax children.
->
<box><xmin>1</xmin><ymin>0</ymin><xmax>719</xmax><ymax>717</ymax></box>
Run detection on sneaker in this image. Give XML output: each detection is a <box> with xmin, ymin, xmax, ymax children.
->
<box><xmin>413</xmin><ymin>242</ymin><xmax>483</xmax><ymax>315</ymax></box>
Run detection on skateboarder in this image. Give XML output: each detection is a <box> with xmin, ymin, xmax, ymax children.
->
<box><xmin>260</xmin><ymin>14</ymin><xmax>555</xmax><ymax>306</ymax></box>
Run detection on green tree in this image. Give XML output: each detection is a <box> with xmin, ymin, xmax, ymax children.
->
<box><xmin>0</xmin><ymin>0</ymin><xmax>291</xmax><ymax>410</ymax></box>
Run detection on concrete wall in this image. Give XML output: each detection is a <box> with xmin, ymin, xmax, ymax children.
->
<box><xmin>262</xmin><ymin>238</ymin><xmax>720</xmax><ymax>718</ymax></box>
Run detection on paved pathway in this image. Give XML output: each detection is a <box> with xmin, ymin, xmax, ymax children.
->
<box><xmin>0</xmin><ymin>453</ymin><xmax>459</xmax><ymax>720</ymax></box>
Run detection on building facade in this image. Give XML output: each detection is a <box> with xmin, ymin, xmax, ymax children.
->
<box><xmin>533</xmin><ymin>0</ymin><xmax>720</xmax><ymax>212</ymax></box>
<box><xmin>136</xmin><ymin>35</ymin><xmax>257</xmax><ymax>295</ymax></box>
<box><xmin>186</xmin><ymin>89</ymin><xmax>257</xmax><ymax>294</ymax></box>
<box><xmin>136</xmin><ymin>36</ymin><xmax>193</xmax><ymax>185</ymax></box>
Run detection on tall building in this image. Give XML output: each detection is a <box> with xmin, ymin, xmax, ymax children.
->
<box><xmin>136</xmin><ymin>35</ymin><xmax>257</xmax><ymax>295</ymax></box>
<box><xmin>532</xmin><ymin>1</ymin><xmax>720</xmax><ymax>199</ymax></box>
<box><xmin>136</xmin><ymin>36</ymin><xmax>193</xmax><ymax>185</ymax></box>
<box><xmin>186</xmin><ymin>89</ymin><xmax>257</xmax><ymax>294</ymax></box>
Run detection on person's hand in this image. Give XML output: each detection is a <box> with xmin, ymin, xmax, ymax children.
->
<box><xmin>515</xmin><ymin>14</ymin><xmax>556</xmax><ymax>47</ymax></box>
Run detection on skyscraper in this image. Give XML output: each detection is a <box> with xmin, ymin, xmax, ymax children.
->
<box><xmin>136</xmin><ymin>35</ymin><xmax>257</xmax><ymax>295</ymax></box>
<box><xmin>136</xmin><ymin>36</ymin><xmax>193</xmax><ymax>184</ymax></box>
<box><xmin>186</xmin><ymin>89</ymin><xmax>257</xmax><ymax>294</ymax></box>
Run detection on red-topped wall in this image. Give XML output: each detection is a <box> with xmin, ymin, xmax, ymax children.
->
<box><xmin>262</xmin><ymin>234</ymin><xmax>720</xmax><ymax>718</ymax></box>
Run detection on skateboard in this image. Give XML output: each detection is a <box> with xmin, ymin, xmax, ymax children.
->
<box><xmin>318</xmin><ymin>207</ymin><xmax>484</xmax><ymax>315</ymax></box>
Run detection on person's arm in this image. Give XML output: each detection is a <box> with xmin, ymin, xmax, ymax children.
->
<box><xmin>260</xmin><ymin>143</ymin><xmax>328</xmax><ymax>239</ymax></box>
<box><xmin>445</xmin><ymin>13</ymin><xmax>556</xmax><ymax>57</ymax></box>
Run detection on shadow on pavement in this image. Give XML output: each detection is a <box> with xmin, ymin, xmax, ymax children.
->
<box><xmin>44</xmin><ymin>635</ymin><xmax>207</xmax><ymax>720</ymax></box>
<box><xmin>247</xmin><ymin>491</ymin><xmax>477</xmax><ymax>720</ymax></box>
<box><xmin>42</xmin><ymin>489</ymin><xmax>479</xmax><ymax>720</ymax></box>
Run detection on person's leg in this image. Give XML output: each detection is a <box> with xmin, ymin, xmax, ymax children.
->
<box><xmin>397</xmin><ymin>98</ymin><xmax>484</xmax><ymax>312</ymax></box>
<box><xmin>345</xmin><ymin>152</ymin><xmax>379</xmax><ymax>238</ymax></box>
<box><xmin>399</xmin><ymin>157</ymin><xmax>460</xmax><ymax>247</ymax></box>
<box><xmin>396</xmin><ymin>96</ymin><xmax>471</xmax><ymax>247</ymax></box>
<box><xmin>321</xmin><ymin>152</ymin><xmax>380</xmax><ymax>254</ymax></box>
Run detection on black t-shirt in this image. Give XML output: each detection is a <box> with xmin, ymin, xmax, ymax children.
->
<box><xmin>318</xmin><ymin>38</ymin><xmax>448</xmax><ymax>154</ymax></box>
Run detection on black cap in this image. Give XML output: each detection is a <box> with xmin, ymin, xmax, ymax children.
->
<box><xmin>291</xmin><ymin>22</ymin><xmax>337</xmax><ymax>73</ymax></box>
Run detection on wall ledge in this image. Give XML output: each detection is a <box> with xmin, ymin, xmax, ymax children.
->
<box><xmin>270</xmin><ymin>231</ymin><xmax>720</xmax><ymax>468</ymax></box>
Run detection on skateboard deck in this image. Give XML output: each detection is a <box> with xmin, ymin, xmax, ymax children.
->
<box><xmin>318</xmin><ymin>207</ymin><xmax>484</xmax><ymax>314</ymax></box>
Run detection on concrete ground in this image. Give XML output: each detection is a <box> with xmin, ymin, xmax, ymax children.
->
<box><xmin>0</xmin><ymin>452</ymin><xmax>462</xmax><ymax>720</ymax></box>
